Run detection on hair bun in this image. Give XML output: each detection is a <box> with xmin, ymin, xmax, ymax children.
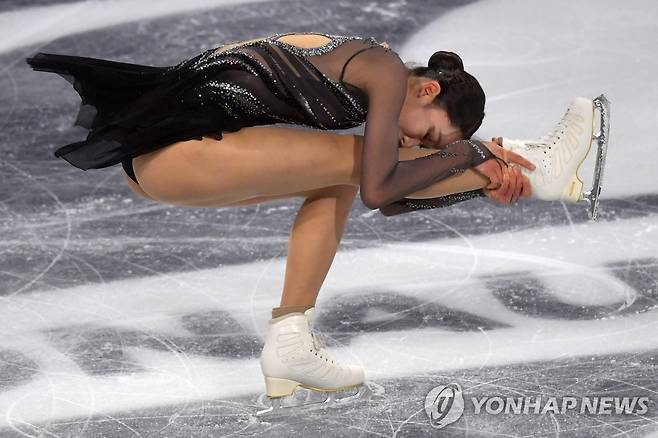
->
<box><xmin>428</xmin><ymin>51</ymin><xmax>464</xmax><ymax>73</ymax></box>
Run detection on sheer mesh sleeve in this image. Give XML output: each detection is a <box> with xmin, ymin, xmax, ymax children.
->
<box><xmin>378</xmin><ymin>188</ymin><xmax>487</xmax><ymax>217</ymax></box>
<box><xmin>354</xmin><ymin>46</ymin><xmax>505</xmax><ymax>209</ymax></box>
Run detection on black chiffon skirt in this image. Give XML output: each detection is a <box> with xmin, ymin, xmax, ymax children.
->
<box><xmin>25</xmin><ymin>52</ymin><xmax>225</xmax><ymax>182</ymax></box>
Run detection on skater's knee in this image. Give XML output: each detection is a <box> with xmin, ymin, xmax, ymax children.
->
<box><xmin>304</xmin><ymin>184</ymin><xmax>358</xmax><ymax>203</ymax></box>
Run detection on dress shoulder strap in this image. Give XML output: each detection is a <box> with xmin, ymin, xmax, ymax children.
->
<box><xmin>339</xmin><ymin>45</ymin><xmax>380</xmax><ymax>83</ymax></box>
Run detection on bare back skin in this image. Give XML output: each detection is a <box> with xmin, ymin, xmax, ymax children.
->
<box><xmin>125</xmin><ymin>34</ymin><xmax>486</xmax><ymax>207</ymax></box>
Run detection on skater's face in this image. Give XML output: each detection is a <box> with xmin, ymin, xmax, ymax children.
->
<box><xmin>398</xmin><ymin>77</ymin><xmax>463</xmax><ymax>149</ymax></box>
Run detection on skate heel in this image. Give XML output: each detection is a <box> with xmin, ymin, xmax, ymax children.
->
<box><xmin>564</xmin><ymin>175</ymin><xmax>584</xmax><ymax>202</ymax></box>
<box><xmin>265</xmin><ymin>376</ymin><xmax>300</xmax><ymax>398</ymax></box>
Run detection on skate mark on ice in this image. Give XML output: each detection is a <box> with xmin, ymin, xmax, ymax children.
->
<box><xmin>488</xmin><ymin>260</ymin><xmax>658</xmax><ymax>320</ymax></box>
<box><xmin>44</xmin><ymin>309</ymin><xmax>261</xmax><ymax>376</ymax></box>
<box><xmin>605</xmin><ymin>257</ymin><xmax>658</xmax><ymax>314</ymax></box>
<box><xmin>0</xmin><ymin>350</ymin><xmax>38</xmax><ymax>392</ymax></box>
<box><xmin>1</xmin><ymin>193</ymin><xmax>657</xmax><ymax>296</ymax></box>
<box><xmin>13</xmin><ymin>348</ymin><xmax>654</xmax><ymax>438</ymax></box>
<box><xmin>179</xmin><ymin>310</ymin><xmax>262</xmax><ymax>358</ymax></box>
<box><xmin>316</xmin><ymin>291</ymin><xmax>510</xmax><ymax>344</ymax></box>
<box><xmin>4</xmin><ymin>258</ymin><xmax>655</xmax><ymax>389</ymax></box>
<box><xmin>489</xmin><ymin>276</ymin><xmax>617</xmax><ymax>320</ymax></box>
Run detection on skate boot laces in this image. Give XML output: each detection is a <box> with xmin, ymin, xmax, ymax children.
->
<box><xmin>538</xmin><ymin>106</ymin><xmax>572</xmax><ymax>146</ymax></box>
<box><xmin>506</xmin><ymin>107</ymin><xmax>573</xmax><ymax>150</ymax></box>
<box><xmin>310</xmin><ymin>330</ymin><xmax>337</xmax><ymax>364</ymax></box>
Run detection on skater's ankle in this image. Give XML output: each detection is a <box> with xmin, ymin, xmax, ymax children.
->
<box><xmin>271</xmin><ymin>304</ymin><xmax>314</xmax><ymax>319</ymax></box>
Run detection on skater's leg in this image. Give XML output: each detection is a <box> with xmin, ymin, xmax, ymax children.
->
<box><xmin>491</xmin><ymin>95</ymin><xmax>609</xmax><ymax>220</ymax></box>
<box><xmin>277</xmin><ymin>184</ymin><xmax>358</xmax><ymax>309</ymax></box>
<box><xmin>131</xmin><ymin>126</ymin><xmax>356</xmax><ymax>207</ymax></box>
<box><xmin>216</xmin><ymin>142</ymin><xmax>494</xmax><ymax>204</ymax></box>
<box><xmin>122</xmin><ymin>170</ymin><xmax>155</xmax><ymax>200</ymax></box>
<box><xmin>258</xmin><ymin>184</ymin><xmax>366</xmax><ymax>398</ymax></box>
<box><xmin>127</xmin><ymin>128</ymin><xmax>494</xmax><ymax>207</ymax></box>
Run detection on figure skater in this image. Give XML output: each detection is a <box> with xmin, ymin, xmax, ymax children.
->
<box><xmin>25</xmin><ymin>32</ymin><xmax>600</xmax><ymax>407</ymax></box>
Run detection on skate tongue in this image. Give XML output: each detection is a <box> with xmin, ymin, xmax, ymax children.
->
<box><xmin>304</xmin><ymin>307</ymin><xmax>316</xmax><ymax>327</ymax></box>
<box><xmin>304</xmin><ymin>308</ymin><xmax>325</xmax><ymax>352</ymax></box>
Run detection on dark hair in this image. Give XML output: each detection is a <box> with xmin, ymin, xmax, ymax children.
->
<box><xmin>409</xmin><ymin>51</ymin><xmax>485</xmax><ymax>139</ymax></box>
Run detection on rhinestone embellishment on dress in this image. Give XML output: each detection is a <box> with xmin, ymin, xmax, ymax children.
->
<box><xmin>174</xmin><ymin>32</ymin><xmax>382</xmax><ymax>131</ymax></box>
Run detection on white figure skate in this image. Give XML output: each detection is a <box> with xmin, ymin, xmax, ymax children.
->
<box><xmin>256</xmin><ymin>307</ymin><xmax>378</xmax><ymax>418</ymax></box>
<box><xmin>494</xmin><ymin>94</ymin><xmax>610</xmax><ymax>221</ymax></box>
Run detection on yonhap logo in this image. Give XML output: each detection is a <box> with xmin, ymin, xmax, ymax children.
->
<box><xmin>423</xmin><ymin>382</ymin><xmax>650</xmax><ymax>430</ymax></box>
<box><xmin>424</xmin><ymin>383</ymin><xmax>465</xmax><ymax>429</ymax></box>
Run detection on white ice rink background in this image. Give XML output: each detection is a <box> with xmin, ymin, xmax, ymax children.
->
<box><xmin>1</xmin><ymin>0</ymin><xmax>657</xmax><ymax>433</ymax></box>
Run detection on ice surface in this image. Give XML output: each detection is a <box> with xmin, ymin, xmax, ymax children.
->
<box><xmin>1</xmin><ymin>0</ymin><xmax>657</xmax><ymax>436</ymax></box>
<box><xmin>401</xmin><ymin>0</ymin><xmax>658</xmax><ymax>199</ymax></box>
<box><xmin>0</xmin><ymin>0</ymin><xmax>274</xmax><ymax>55</ymax></box>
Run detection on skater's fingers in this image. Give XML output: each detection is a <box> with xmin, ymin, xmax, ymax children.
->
<box><xmin>507</xmin><ymin>167</ymin><xmax>517</xmax><ymax>204</ymax></box>
<box><xmin>495</xmin><ymin>159</ymin><xmax>505</xmax><ymax>187</ymax></box>
<box><xmin>518</xmin><ymin>174</ymin><xmax>531</xmax><ymax>198</ymax></box>
<box><xmin>485</xmin><ymin>140</ymin><xmax>535</xmax><ymax>171</ymax></box>
<box><xmin>523</xmin><ymin>173</ymin><xmax>533</xmax><ymax>198</ymax></box>
<box><xmin>499</xmin><ymin>169</ymin><xmax>510</xmax><ymax>200</ymax></box>
<box><xmin>483</xmin><ymin>180</ymin><xmax>497</xmax><ymax>190</ymax></box>
<box><xmin>525</xmin><ymin>175</ymin><xmax>532</xmax><ymax>197</ymax></box>
<box><xmin>507</xmin><ymin>150</ymin><xmax>536</xmax><ymax>171</ymax></box>
<box><xmin>475</xmin><ymin>159</ymin><xmax>503</xmax><ymax>190</ymax></box>
<box><xmin>511</xmin><ymin>167</ymin><xmax>522</xmax><ymax>202</ymax></box>
<box><xmin>512</xmin><ymin>167</ymin><xmax>524</xmax><ymax>202</ymax></box>
<box><xmin>505</xmin><ymin>168</ymin><xmax>516</xmax><ymax>203</ymax></box>
<box><xmin>484</xmin><ymin>162</ymin><xmax>500</xmax><ymax>189</ymax></box>
<box><xmin>489</xmin><ymin>171</ymin><xmax>511</xmax><ymax>205</ymax></box>
<box><xmin>489</xmin><ymin>190</ymin><xmax>503</xmax><ymax>204</ymax></box>
<box><xmin>506</xmin><ymin>167</ymin><xmax>521</xmax><ymax>203</ymax></box>
<box><xmin>483</xmin><ymin>187</ymin><xmax>502</xmax><ymax>204</ymax></box>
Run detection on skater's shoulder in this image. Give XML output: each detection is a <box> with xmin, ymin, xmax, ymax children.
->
<box><xmin>350</xmin><ymin>46</ymin><xmax>407</xmax><ymax>98</ymax></box>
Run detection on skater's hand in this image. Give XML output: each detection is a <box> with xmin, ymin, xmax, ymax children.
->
<box><xmin>482</xmin><ymin>164</ymin><xmax>532</xmax><ymax>204</ymax></box>
<box><xmin>473</xmin><ymin>139</ymin><xmax>535</xmax><ymax>196</ymax></box>
<box><xmin>484</xmin><ymin>139</ymin><xmax>536</xmax><ymax>171</ymax></box>
<box><xmin>473</xmin><ymin>158</ymin><xmax>505</xmax><ymax>190</ymax></box>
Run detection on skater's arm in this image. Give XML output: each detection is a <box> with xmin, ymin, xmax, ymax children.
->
<box><xmin>377</xmin><ymin>147</ymin><xmax>530</xmax><ymax>216</ymax></box>
<box><xmin>358</xmin><ymin>49</ymin><xmax>506</xmax><ymax>209</ymax></box>
<box><xmin>396</xmin><ymin>147</ymin><xmax>491</xmax><ymax>197</ymax></box>
<box><xmin>393</xmin><ymin>146</ymin><xmax>530</xmax><ymax>200</ymax></box>
<box><xmin>375</xmin><ymin>159</ymin><xmax>489</xmax><ymax>217</ymax></box>
<box><xmin>376</xmin><ymin>172</ymin><xmax>486</xmax><ymax>217</ymax></box>
<box><xmin>378</xmin><ymin>165</ymin><xmax>530</xmax><ymax>216</ymax></box>
<box><xmin>378</xmin><ymin>188</ymin><xmax>487</xmax><ymax>216</ymax></box>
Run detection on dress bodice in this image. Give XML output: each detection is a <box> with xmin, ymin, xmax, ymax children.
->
<box><xmin>161</xmin><ymin>32</ymin><xmax>399</xmax><ymax>132</ymax></box>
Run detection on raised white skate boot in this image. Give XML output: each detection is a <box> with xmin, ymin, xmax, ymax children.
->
<box><xmin>257</xmin><ymin>307</ymin><xmax>370</xmax><ymax>417</ymax></box>
<box><xmin>493</xmin><ymin>94</ymin><xmax>610</xmax><ymax>221</ymax></box>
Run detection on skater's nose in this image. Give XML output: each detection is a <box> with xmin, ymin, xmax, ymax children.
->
<box><xmin>399</xmin><ymin>135</ymin><xmax>417</xmax><ymax>148</ymax></box>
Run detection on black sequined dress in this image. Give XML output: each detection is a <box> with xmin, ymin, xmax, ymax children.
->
<box><xmin>25</xmin><ymin>32</ymin><xmax>499</xmax><ymax>216</ymax></box>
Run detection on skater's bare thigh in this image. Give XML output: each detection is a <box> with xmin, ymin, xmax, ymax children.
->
<box><xmin>124</xmin><ymin>166</ymin><xmax>317</xmax><ymax>207</ymax></box>
<box><xmin>132</xmin><ymin>126</ymin><xmax>361</xmax><ymax>207</ymax></box>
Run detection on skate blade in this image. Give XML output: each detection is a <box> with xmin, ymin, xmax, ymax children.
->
<box><xmin>578</xmin><ymin>93</ymin><xmax>610</xmax><ymax>221</ymax></box>
<box><xmin>254</xmin><ymin>380</ymin><xmax>384</xmax><ymax>420</ymax></box>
